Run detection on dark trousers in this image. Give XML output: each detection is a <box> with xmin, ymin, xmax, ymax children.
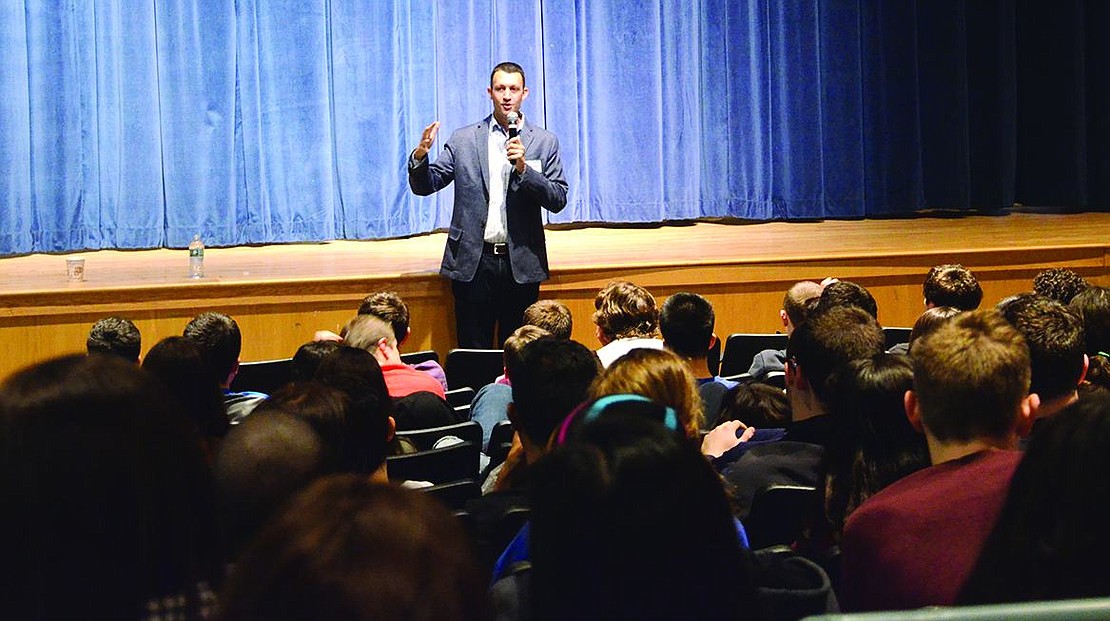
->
<box><xmin>452</xmin><ymin>252</ymin><xmax>539</xmax><ymax>349</ymax></box>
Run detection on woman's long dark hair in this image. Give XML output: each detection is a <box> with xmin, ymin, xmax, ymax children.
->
<box><xmin>960</xmin><ymin>391</ymin><xmax>1110</xmax><ymax>604</ymax></box>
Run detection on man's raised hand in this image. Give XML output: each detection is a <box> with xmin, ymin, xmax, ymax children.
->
<box><xmin>413</xmin><ymin>121</ymin><xmax>440</xmax><ymax>160</ymax></box>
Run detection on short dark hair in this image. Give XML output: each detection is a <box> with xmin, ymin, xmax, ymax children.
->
<box><xmin>252</xmin><ymin>381</ymin><xmax>352</xmax><ymax>471</ymax></box>
<box><xmin>290</xmin><ymin>340</ymin><xmax>342</xmax><ymax>383</ymax></box>
<box><xmin>220</xmin><ymin>475</ymin><xmax>485</xmax><ymax>621</ymax></box>
<box><xmin>313</xmin><ymin>346</ymin><xmax>393</xmax><ymax>473</ymax></box>
<box><xmin>783</xmin><ymin>281</ymin><xmax>824</xmax><ymax>327</ymax></box>
<box><xmin>717</xmin><ymin>382</ymin><xmax>791</xmax><ymax>429</ymax></box>
<box><xmin>142</xmin><ymin>336</ymin><xmax>228</xmax><ymax>439</ymax></box>
<box><xmin>786</xmin><ymin>305</ymin><xmax>886</xmax><ymax>405</ymax></box>
<box><xmin>1033</xmin><ymin>268</ymin><xmax>1089</xmax><ymax>305</ymax></box>
<box><xmin>511</xmin><ymin>337</ymin><xmax>600</xmax><ymax>447</ymax></box>
<box><xmin>912</xmin><ymin>309</ymin><xmax>1030</xmax><ymax>443</ymax></box>
<box><xmin>1069</xmin><ymin>286</ymin><xmax>1110</xmax><ymax>356</ymax></box>
<box><xmin>998</xmin><ymin>294</ymin><xmax>1085</xmax><ymax>401</ymax></box>
<box><xmin>923</xmin><ymin>264</ymin><xmax>983</xmax><ymax>310</ymax></box>
<box><xmin>87</xmin><ymin>316</ymin><xmax>141</xmax><ymax>362</ymax></box>
<box><xmin>592</xmin><ymin>281</ymin><xmax>658</xmax><ymax>341</ymax></box>
<box><xmin>659</xmin><ymin>292</ymin><xmax>715</xmax><ymax>359</ymax></box>
<box><xmin>183</xmin><ymin>312</ymin><xmax>242</xmax><ymax>385</ymax></box>
<box><xmin>907</xmin><ymin>306</ymin><xmax>963</xmax><ymax>352</ymax></box>
<box><xmin>491</xmin><ymin>61</ymin><xmax>525</xmax><ymax>87</ymax></box>
<box><xmin>357</xmin><ymin>291</ymin><xmax>409</xmax><ymax>342</ymax></box>
<box><xmin>523</xmin><ymin>300</ymin><xmax>573</xmax><ymax>340</ymax></box>
<box><xmin>815</xmin><ymin>281</ymin><xmax>878</xmax><ymax>319</ymax></box>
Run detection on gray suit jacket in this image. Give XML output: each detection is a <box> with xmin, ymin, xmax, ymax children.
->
<box><xmin>409</xmin><ymin>115</ymin><xmax>569</xmax><ymax>284</ymax></box>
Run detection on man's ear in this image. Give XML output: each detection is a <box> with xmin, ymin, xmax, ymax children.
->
<box><xmin>1016</xmin><ymin>393</ymin><xmax>1040</xmax><ymax>438</ymax></box>
<box><xmin>905</xmin><ymin>390</ymin><xmax>925</xmax><ymax>433</ymax></box>
<box><xmin>707</xmin><ymin>333</ymin><xmax>718</xmax><ymax>352</ymax></box>
<box><xmin>785</xmin><ymin>358</ymin><xmax>806</xmax><ymax>391</ymax></box>
<box><xmin>386</xmin><ymin>416</ymin><xmax>397</xmax><ymax>442</ymax></box>
<box><xmin>1078</xmin><ymin>354</ymin><xmax>1090</xmax><ymax>387</ymax></box>
<box><xmin>779</xmin><ymin>309</ymin><xmax>790</xmax><ymax>330</ymax></box>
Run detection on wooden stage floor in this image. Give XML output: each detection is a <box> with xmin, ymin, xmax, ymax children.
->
<box><xmin>1</xmin><ymin>211</ymin><xmax>1108</xmax><ymax>378</ymax></box>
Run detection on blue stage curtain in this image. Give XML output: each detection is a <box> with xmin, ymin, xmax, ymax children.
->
<box><xmin>0</xmin><ymin>1</ymin><xmax>1106</xmax><ymax>255</ymax></box>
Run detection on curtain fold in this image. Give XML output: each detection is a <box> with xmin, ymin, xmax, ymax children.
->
<box><xmin>0</xmin><ymin>0</ymin><xmax>1106</xmax><ymax>256</ymax></box>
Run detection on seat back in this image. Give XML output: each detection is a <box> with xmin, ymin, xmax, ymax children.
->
<box><xmin>744</xmin><ymin>484</ymin><xmax>819</xmax><ymax>550</ymax></box>
<box><xmin>883</xmin><ymin>326</ymin><xmax>913</xmax><ymax>350</ymax></box>
<box><xmin>386</xmin><ymin>441</ymin><xmax>480</xmax><ymax>484</ymax></box>
<box><xmin>488</xmin><ymin>419</ymin><xmax>516</xmax><ymax>464</ymax></box>
<box><xmin>395</xmin><ymin>420</ymin><xmax>482</xmax><ymax>452</ymax></box>
<box><xmin>719</xmin><ymin>334</ymin><xmax>788</xmax><ymax>377</ymax></box>
<box><xmin>445</xmin><ymin>386</ymin><xmax>476</xmax><ymax>408</ymax></box>
<box><xmin>761</xmin><ymin>371</ymin><xmax>787</xmax><ymax>389</ymax></box>
<box><xmin>445</xmin><ymin>348</ymin><xmax>505</xmax><ymax>390</ymax></box>
<box><xmin>400</xmin><ymin>349</ymin><xmax>440</xmax><ymax>366</ymax></box>
<box><xmin>229</xmin><ymin>358</ymin><xmax>292</xmax><ymax>395</ymax></box>
<box><xmin>422</xmin><ymin>479</ymin><xmax>481</xmax><ymax>511</ymax></box>
<box><xmin>804</xmin><ymin>597</ymin><xmax>1110</xmax><ymax>620</ymax></box>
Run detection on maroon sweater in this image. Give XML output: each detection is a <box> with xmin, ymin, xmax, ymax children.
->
<box><xmin>840</xmin><ymin>449</ymin><xmax>1021</xmax><ymax>612</ymax></box>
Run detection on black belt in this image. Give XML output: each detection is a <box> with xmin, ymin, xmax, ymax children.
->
<box><xmin>483</xmin><ymin>242</ymin><xmax>509</xmax><ymax>256</ymax></box>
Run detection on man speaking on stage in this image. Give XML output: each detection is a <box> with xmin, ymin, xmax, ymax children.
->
<box><xmin>408</xmin><ymin>62</ymin><xmax>568</xmax><ymax>349</ymax></box>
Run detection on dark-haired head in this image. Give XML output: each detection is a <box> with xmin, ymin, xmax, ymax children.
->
<box><xmin>923</xmin><ymin>264</ymin><xmax>982</xmax><ymax>310</ymax></box>
<box><xmin>87</xmin><ymin>316</ymin><xmax>142</xmax><ymax>362</ymax></box>
<box><xmin>1070</xmin><ymin>287</ymin><xmax>1110</xmax><ymax>392</ymax></box>
<box><xmin>528</xmin><ymin>412</ymin><xmax>758</xmax><ymax>621</ymax></box>
<box><xmin>313</xmin><ymin>346</ymin><xmax>393</xmax><ymax>472</ymax></box>
<box><xmin>510</xmin><ymin>337</ymin><xmax>600</xmax><ymax>450</ymax></box>
<box><xmin>252</xmin><ymin>381</ymin><xmax>353</xmax><ymax>470</ymax></box>
<box><xmin>183</xmin><ymin>311</ymin><xmax>242</xmax><ymax>387</ymax></box>
<box><xmin>960</xmin><ymin>391</ymin><xmax>1110</xmax><ymax>604</ymax></box>
<box><xmin>1033</xmin><ymin>268</ymin><xmax>1089</xmax><ymax>305</ymax></box>
<box><xmin>815</xmin><ymin>280</ymin><xmax>878</xmax><ymax>320</ymax></box>
<box><xmin>143</xmin><ymin>335</ymin><xmax>229</xmax><ymax>442</ymax></box>
<box><xmin>220</xmin><ymin>475</ymin><xmax>486</xmax><ymax>621</ymax></box>
<box><xmin>826</xmin><ymin>354</ymin><xmax>928</xmax><ymax>529</ymax></box>
<box><xmin>660</xmin><ymin>291</ymin><xmax>716</xmax><ymax>359</ymax></box>
<box><xmin>1</xmin><ymin>354</ymin><xmax>218</xmax><ymax>618</ymax></box>
<box><xmin>291</xmin><ymin>340</ymin><xmax>341</xmax><ymax>383</ymax></box>
<box><xmin>907</xmin><ymin>306</ymin><xmax>962</xmax><ymax>353</ymax></box>
<box><xmin>357</xmin><ymin>291</ymin><xmax>410</xmax><ymax>343</ymax></box>
<box><xmin>997</xmin><ymin>293</ymin><xmax>1086</xmax><ymax>403</ymax></box>
<box><xmin>592</xmin><ymin>281</ymin><xmax>659</xmax><ymax>342</ymax></box>
<box><xmin>718</xmin><ymin>382</ymin><xmax>791</xmax><ymax>429</ymax></box>
<box><xmin>491</xmin><ymin>61</ymin><xmax>525</xmax><ymax>87</ymax></box>
<box><xmin>786</xmin><ymin>305</ymin><xmax>886</xmax><ymax>406</ymax></box>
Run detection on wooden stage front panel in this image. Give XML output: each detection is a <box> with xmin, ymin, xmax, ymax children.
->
<box><xmin>0</xmin><ymin>212</ymin><xmax>1107</xmax><ymax>379</ymax></box>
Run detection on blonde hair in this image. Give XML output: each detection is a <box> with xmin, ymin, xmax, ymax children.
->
<box><xmin>589</xmin><ymin>348</ymin><xmax>703</xmax><ymax>437</ymax></box>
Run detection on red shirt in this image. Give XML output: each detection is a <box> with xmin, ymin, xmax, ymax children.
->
<box><xmin>380</xmin><ymin>363</ymin><xmax>447</xmax><ymax>399</ymax></box>
<box><xmin>840</xmin><ymin>449</ymin><xmax>1022</xmax><ymax>612</ymax></box>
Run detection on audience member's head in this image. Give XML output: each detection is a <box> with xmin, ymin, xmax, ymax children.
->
<box><xmin>220</xmin><ymin>475</ymin><xmax>485</xmax><ymax>621</ymax></box>
<box><xmin>313</xmin><ymin>346</ymin><xmax>394</xmax><ymax>473</ymax></box>
<box><xmin>786</xmin><ymin>305</ymin><xmax>885</xmax><ymax>408</ymax></box>
<box><xmin>142</xmin><ymin>335</ymin><xmax>229</xmax><ymax>443</ymax></box>
<box><xmin>528</xmin><ymin>412</ymin><xmax>757</xmax><ymax>621</ymax></box>
<box><xmin>357</xmin><ymin>291</ymin><xmax>411</xmax><ymax>343</ymax></box>
<box><xmin>960</xmin><ymin>391</ymin><xmax>1110</xmax><ymax>604</ymax></box>
<box><xmin>997</xmin><ymin>293</ymin><xmax>1086</xmax><ymax>407</ymax></box>
<box><xmin>214</xmin><ymin>411</ymin><xmax>334</xmax><ymax>560</ymax></box>
<box><xmin>290</xmin><ymin>339</ymin><xmax>342</xmax><ymax>382</ymax></box>
<box><xmin>907</xmin><ymin>306</ymin><xmax>962</xmax><ymax>352</ymax></box>
<box><xmin>503</xmin><ymin>325</ymin><xmax>551</xmax><ymax>379</ymax></box>
<box><xmin>716</xmin><ymin>382</ymin><xmax>791</xmax><ymax>429</ymax></box>
<box><xmin>923</xmin><ymin>264</ymin><xmax>982</xmax><ymax>310</ymax></box>
<box><xmin>1033</xmin><ymin>268</ymin><xmax>1089</xmax><ymax>305</ymax></box>
<box><xmin>909</xmin><ymin>309</ymin><xmax>1035</xmax><ymax>451</ymax></box>
<box><xmin>184</xmin><ymin>311</ymin><xmax>243</xmax><ymax>387</ymax></box>
<box><xmin>825</xmin><ymin>354</ymin><xmax>928</xmax><ymax>530</ymax></box>
<box><xmin>342</xmin><ymin>314</ymin><xmax>399</xmax><ymax>363</ymax></box>
<box><xmin>659</xmin><ymin>291</ymin><xmax>716</xmax><ymax>359</ymax></box>
<box><xmin>252</xmin><ymin>381</ymin><xmax>353</xmax><ymax>471</ymax></box>
<box><xmin>782</xmin><ymin>281</ymin><xmax>824</xmax><ymax>333</ymax></box>
<box><xmin>523</xmin><ymin>299</ymin><xmax>573</xmax><ymax>340</ymax></box>
<box><xmin>589</xmin><ymin>347</ymin><xmax>704</xmax><ymax>437</ymax></box>
<box><xmin>510</xmin><ymin>337</ymin><xmax>601</xmax><ymax>455</ymax></box>
<box><xmin>86</xmin><ymin>316</ymin><xmax>142</xmax><ymax>362</ymax></box>
<box><xmin>2</xmin><ymin>354</ymin><xmax>219</xmax><ymax>618</ymax></box>
<box><xmin>592</xmin><ymin>281</ymin><xmax>659</xmax><ymax>343</ymax></box>
<box><xmin>815</xmin><ymin>280</ymin><xmax>878</xmax><ymax>320</ymax></box>
<box><xmin>1071</xmin><ymin>286</ymin><xmax>1110</xmax><ymax>392</ymax></box>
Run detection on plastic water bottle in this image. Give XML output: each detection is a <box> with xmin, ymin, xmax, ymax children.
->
<box><xmin>188</xmin><ymin>234</ymin><xmax>205</xmax><ymax>279</ymax></box>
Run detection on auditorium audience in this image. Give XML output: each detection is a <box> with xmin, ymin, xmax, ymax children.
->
<box><xmin>659</xmin><ymin>291</ymin><xmax>739</xmax><ymax>427</ymax></box>
<box><xmin>1033</xmin><ymin>267</ymin><xmax>1089</xmax><ymax>304</ymax></box>
<box><xmin>220</xmin><ymin>475</ymin><xmax>486</xmax><ymax>621</ymax></box>
<box><xmin>717</xmin><ymin>382</ymin><xmax>791</xmax><ymax>430</ymax></box>
<box><xmin>357</xmin><ymin>290</ymin><xmax>449</xmax><ymax>390</ymax></box>
<box><xmin>86</xmin><ymin>315</ymin><xmax>142</xmax><ymax>362</ymax></box>
<box><xmin>904</xmin><ymin>305</ymin><xmax>962</xmax><ymax>353</ymax></box>
<box><xmin>592</xmin><ymin>280</ymin><xmax>665</xmax><ymax>367</ymax></box>
<box><xmin>289</xmin><ymin>339</ymin><xmax>341</xmax><ymax>382</ymax></box>
<box><xmin>840</xmin><ymin>309</ymin><xmax>1036</xmax><ymax>611</ymax></box>
<box><xmin>923</xmin><ymin>264</ymin><xmax>983</xmax><ymax>310</ymax></box>
<box><xmin>997</xmin><ymin>293</ymin><xmax>1086</xmax><ymax>425</ymax></box>
<box><xmin>1</xmin><ymin>354</ymin><xmax>221</xmax><ymax>619</ymax></box>
<box><xmin>342</xmin><ymin>313</ymin><xmax>447</xmax><ymax>400</ymax></box>
<box><xmin>959</xmin><ymin>391</ymin><xmax>1110</xmax><ymax>604</ymax></box>
<box><xmin>311</xmin><ymin>346</ymin><xmax>399</xmax><ymax>462</ymax></box>
<box><xmin>746</xmin><ymin>280</ymin><xmax>823</xmax><ymax>381</ymax></box>
<box><xmin>184</xmin><ymin>311</ymin><xmax>267</xmax><ymax>424</ymax></box>
<box><xmin>813</xmin><ymin>280</ymin><xmax>878</xmax><ymax>320</ymax></box>
<box><xmin>522</xmin><ymin>299</ymin><xmax>573</xmax><ymax>339</ymax></box>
